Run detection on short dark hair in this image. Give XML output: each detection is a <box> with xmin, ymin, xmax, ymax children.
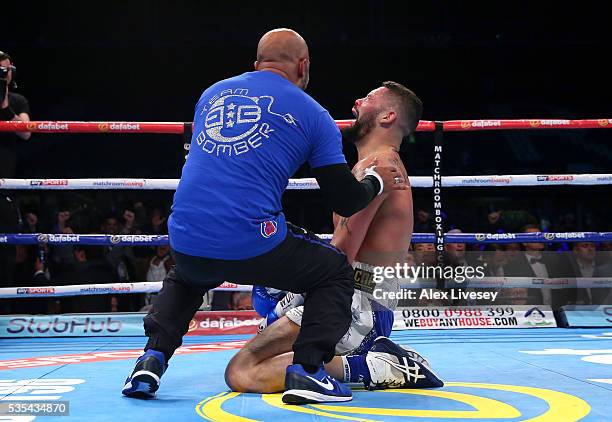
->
<box><xmin>0</xmin><ymin>51</ymin><xmax>12</xmax><ymax>63</ymax></box>
<box><xmin>382</xmin><ymin>81</ymin><xmax>423</xmax><ymax>136</ymax></box>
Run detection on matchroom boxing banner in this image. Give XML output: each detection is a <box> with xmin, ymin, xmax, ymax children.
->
<box><xmin>0</xmin><ymin>311</ymin><xmax>260</xmax><ymax>338</ymax></box>
<box><xmin>392</xmin><ymin>305</ymin><xmax>556</xmax><ymax>330</ymax></box>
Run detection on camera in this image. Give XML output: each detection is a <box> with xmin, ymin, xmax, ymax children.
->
<box><xmin>0</xmin><ymin>65</ymin><xmax>17</xmax><ymax>87</ymax></box>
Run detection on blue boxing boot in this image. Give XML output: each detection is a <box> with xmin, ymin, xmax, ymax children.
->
<box><xmin>364</xmin><ymin>336</ymin><xmax>444</xmax><ymax>390</ymax></box>
<box><xmin>282</xmin><ymin>364</ymin><xmax>352</xmax><ymax>404</ymax></box>
<box><xmin>122</xmin><ymin>349</ymin><xmax>167</xmax><ymax>398</ymax></box>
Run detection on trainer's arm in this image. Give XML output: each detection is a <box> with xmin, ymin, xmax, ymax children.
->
<box><xmin>312</xmin><ymin>163</ymin><xmax>380</xmax><ymax>217</ymax></box>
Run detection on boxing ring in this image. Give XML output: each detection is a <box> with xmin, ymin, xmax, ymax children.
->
<box><xmin>1</xmin><ymin>118</ymin><xmax>611</xmax><ymax>421</ymax></box>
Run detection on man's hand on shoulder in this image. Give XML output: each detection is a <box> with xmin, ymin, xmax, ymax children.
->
<box><xmin>364</xmin><ymin>158</ymin><xmax>409</xmax><ymax>194</ymax></box>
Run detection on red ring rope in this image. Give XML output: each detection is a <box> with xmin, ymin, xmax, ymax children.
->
<box><xmin>1</xmin><ymin>118</ymin><xmax>610</xmax><ymax>134</ymax></box>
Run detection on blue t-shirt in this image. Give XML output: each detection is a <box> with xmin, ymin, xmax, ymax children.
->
<box><xmin>169</xmin><ymin>71</ymin><xmax>346</xmax><ymax>259</ymax></box>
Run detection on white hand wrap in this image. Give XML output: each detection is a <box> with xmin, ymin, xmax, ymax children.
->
<box><xmin>274</xmin><ymin>292</ymin><xmax>305</xmax><ymax>317</ymax></box>
<box><xmin>364</xmin><ymin>166</ymin><xmax>384</xmax><ymax>196</ymax></box>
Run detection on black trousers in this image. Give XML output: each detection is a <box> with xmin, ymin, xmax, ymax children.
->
<box><xmin>144</xmin><ymin>223</ymin><xmax>354</xmax><ymax>366</ymax></box>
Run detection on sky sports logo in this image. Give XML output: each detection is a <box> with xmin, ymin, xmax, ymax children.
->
<box><xmin>537</xmin><ymin>175</ymin><xmax>574</xmax><ymax>182</ymax></box>
<box><xmin>16</xmin><ymin>287</ymin><xmax>55</xmax><ymax>294</ymax></box>
<box><xmin>30</xmin><ymin>180</ymin><xmax>69</xmax><ymax>186</ymax></box>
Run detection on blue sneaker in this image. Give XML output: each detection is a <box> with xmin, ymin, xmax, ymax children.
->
<box><xmin>282</xmin><ymin>364</ymin><xmax>352</xmax><ymax>404</ymax></box>
<box><xmin>122</xmin><ymin>349</ymin><xmax>167</xmax><ymax>398</ymax></box>
<box><xmin>365</xmin><ymin>336</ymin><xmax>444</xmax><ymax>390</ymax></box>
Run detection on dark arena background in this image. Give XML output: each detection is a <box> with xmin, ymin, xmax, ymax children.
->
<box><xmin>0</xmin><ymin>2</ymin><xmax>611</xmax><ymax>421</ymax></box>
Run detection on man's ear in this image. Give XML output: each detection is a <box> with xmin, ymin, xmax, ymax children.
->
<box><xmin>298</xmin><ymin>58</ymin><xmax>308</xmax><ymax>78</ymax></box>
<box><xmin>380</xmin><ymin>110</ymin><xmax>397</xmax><ymax>126</ymax></box>
<box><xmin>254</xmin><ymin>60</ymin><xmax>260</xmax><ymax>70</ymax></box>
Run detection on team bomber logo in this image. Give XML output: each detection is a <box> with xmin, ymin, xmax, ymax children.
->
<box><xmin>195</xmin><ymin>89</ymin><xmax>297</xmax><ymax>157</ymax></box>
<box><xmin>260</xmin><ymin>220</ymin><xmax>278</xmax><ymax>238</ymax></box>
<box><xmin>195</xmin><ymin>382</ymin><xmax>591</xmax><ymax>421</ymax></box>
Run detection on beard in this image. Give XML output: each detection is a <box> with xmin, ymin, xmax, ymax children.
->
<box><xmin>341</xmin><ymin>112</ymin><xmax>376</xmax><ymax>145</ymax></box>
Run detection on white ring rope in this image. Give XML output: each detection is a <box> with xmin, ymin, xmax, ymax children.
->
<box><xmin>1</xmin><ymin>277</ymin><xmax>610</xmax><ymax>299</ymax></box>
<box><xmin>0</xmin><ymin>281</ymin><xmax>252</xmax><ymax>298</ymax></box>
<box><xmin>1</xmin><ymin>174</ymin><xmax>611</xmax><ymax>190</ymax></box>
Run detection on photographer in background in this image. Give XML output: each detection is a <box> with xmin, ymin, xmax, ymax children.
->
<box><xmin>1</xmin><ymin>50</ymin><xmax>31</xmax><ymax>178</ymax></box>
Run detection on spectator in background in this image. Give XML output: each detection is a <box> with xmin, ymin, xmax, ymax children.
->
<box><xmin>10</xmin><ymin>245</ymin><xmax>51</xmax><ymax>314</ymax></box>
<box><xmin>211</xmin><ymin>291</ymin><xmax>233</xmax><ymax>310</ymax></box>
<box><xmin>570</xmin><ymin>242</ymin><xmax>597</xmax><ymax>279</ymax></box>
<box><xmin>120</xmin><ymin>207</ymin><xmax>142</xmax><ymax>235</ymax></box>
<box><xmin>132</xmin><ymin>202</ymin><xmax>148</xmax><ymax>230</ymax></box>
<box><xmin>0</xmin><ymin>50</ymin><xmax>31</xmax><ymax>179</ymax></box>
<box><xmin>504</xmin><ymin>224</ymin><xmax>547</xmax><ymax>305</ymax></box>
<box><xmin>110</xmin><ymin>296</ymin><xmax>120</xmax><ymax>312</ymax></box>
<box><xmin>482</xmin><ymin>208</ymin><xmax>538</xmax><ymax>234</ymax></box>
<box><xmin>135</xmin><ymin>207</ymin><xmax>169</xmax><ymax>269</ymax></box>
<box><xmin>444</xmin><ymin>229</ymin><xmax>469</xmax><ymax>268</ymax></box>
<box><xmin>478</xmin><ymin>243</ymin><xmax>513</xmax><ymax>305</ymax></box>
<box><xmin>22</xmin><ymin>209</ymin><xmax>39</xmax><ymax>233</ymax></box>
<box><xmin>230</xmin><ymin>292</ymin><xmax>253</xmax><ymax>311</ymax></box>
<box><xmin>49</xmin><ymin>208</ymin><xmax>76</xmax><ymax>269</ymax></box>
<box><xmin>409</xmin><ymin>242</ymin><xmax>447</xmax><ymax>306</ymax></box>
<box><xmin>53</xmin><ymin>245</ymin><xmax>115</xmax><ymax>313</ymax></box>
<box><xmin>396</xmin><ymin>250</ymin><xmax>420</xmax><ymax>307</ymax></box>
<box><xmin>480</xmin><ymin>243</ymin><xmax>507</xmax><ymax>277</ymax></box>
<box><xmin>569</xmin><ymin>242</ymin><xmax>609</xmax><ymax>305</ymax></box>
<box><xmin>141</xmin><ymin>207</ymin><xmax>168</xmax><ymax>235</ymax></box>
<box><xmin>101</xmin><ymin>214</ymin><xmax>136</xmax><ymax>282</ymax></box>
<box><xmin>445</xmin><ymin>228</ymin><xmax>480</xmax><ymax>305</ymax></box>
<box><xmin>412</xmin><ymin>242</ymin><xmax>437</xmax><ymax>267</ymax></box>
<box><xmin>504</xmin><ymin>224</ymin><xmax>572</xmax><ymax>308</ymax></box>
<box><xmin>504</xmin><ymin>242</ymin><xmax>522</xmax><ymax>262</ymax></box>
<box><xmin>146</xmin><ymin>245</ymin><xmax>174</xmax><ymax>282</ymax></box>
<box><xmin>100</xmin><ymin>215</ymin><xmax>142</xmax><ymax>311</ymax></box>
<box><xmin>142</xmin><ymin>245</ymin><xmax>174</xmax><ymax>309</ymax></box>
<box><xmin>54</xmin><ymin>209</ymin><xmax>74</xmax><ymax>234</ymax></box>
<box><xmin>414</xmin><ymin>209</ymin><xmax>433</xmax><ymax>233</ymax></box>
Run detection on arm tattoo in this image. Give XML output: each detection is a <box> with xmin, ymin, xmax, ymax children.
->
<box><xmin>339</xmin><ymin>217</ymin><xmax>352</xmax><ymax>235</ymax></box>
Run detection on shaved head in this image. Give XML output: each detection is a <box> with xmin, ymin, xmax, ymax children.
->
<box><xmin>255</xmin><ymin>28</ymin><xmax>310</xmax><ymax>89</ymax></box>
<box><xmin>257</xmin><ymin>28</ymin><xmax>308</xmax><ymax>63</ymax></box>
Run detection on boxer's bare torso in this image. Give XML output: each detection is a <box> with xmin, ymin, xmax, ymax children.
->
<box><xmin>332</xmin><ymin>149</ymin><xmax>413</xmax><ymax>267</ymax></box>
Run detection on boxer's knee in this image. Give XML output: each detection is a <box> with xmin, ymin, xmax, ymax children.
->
<box><xmin>225</xmin><ymin>317</ymin><xmax>299</xmax><ymax>392</ymax></box>
<box><xmin>225</xmin><ymin>348</ymin><xmax>254</xmax><ymax>392</ymax></box>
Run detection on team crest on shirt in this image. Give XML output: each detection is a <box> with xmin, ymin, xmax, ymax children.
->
<box><xmin>195</xmin><ymin>88</ymin><xmax>297</xmax><ymax>157</ymax></box>
<box><xmin>260</xmin><ymin>220</ymin><xmax>278</xmax><ymax>238</ymax></box>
